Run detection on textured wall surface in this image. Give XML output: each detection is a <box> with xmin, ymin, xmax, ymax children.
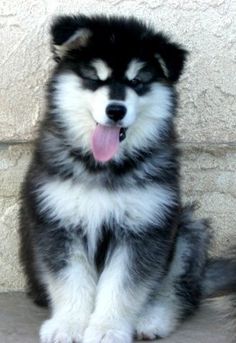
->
<box><xmin>0</xmin><ymin>0</ymin><xmax>235</xmax><ymax>290</ymax></box>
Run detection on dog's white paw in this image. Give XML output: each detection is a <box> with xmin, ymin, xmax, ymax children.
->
<box><xmin>40</xmin><ymin>316</ymin><xmax>84</xmax><ymax>343</ymax></box>
<box><xmin>135</xmin><ymin>314</ymin><xmax>178</xmax><ymax>340</ymax></box>
<box><xmin>135</xmin><ymin>324</ymin><xmax>166</xmax><ymax>341</ymax></box>
<box><xmin>83</xmin><ymin>325</ymin><xmax>132</xmax><ymax>343</ymax></box>
<box><xmin>135</xmin><ymin>299</ymin><xmax>181</xmax><ymax>341</ymax></box>
<box><xmin>135</xmin><ymin>327</ymin><xmax>159</xmax><ymax>341</ymax></box>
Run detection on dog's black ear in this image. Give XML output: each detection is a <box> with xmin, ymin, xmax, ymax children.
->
<box><xmin>50</xmin><ymin>15</ymin><xmax>92</xmax><ymax>62</ymax></box>
<box><xmin>154</xmin><ymin>35</ymin><xmax>188</xmax><ymax>82</ymax></box>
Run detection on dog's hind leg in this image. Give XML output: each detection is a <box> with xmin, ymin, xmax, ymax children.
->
<box><xmin>135</xmin><ymin>290</ymin><xmax>182</xmax><ymax>340</ymax></box>
<box><xmin>136</xmin><ymin>207</ymin><xmax>211</xmax><ymax>340</ymax></box>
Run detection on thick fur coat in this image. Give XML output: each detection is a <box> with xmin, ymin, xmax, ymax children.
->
<box><xmin>19</xmin><ymin>15</ymin><xmax>236</xmax><ymax>343</ymax></box>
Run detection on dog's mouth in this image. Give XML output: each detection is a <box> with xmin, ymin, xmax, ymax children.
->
<box><xmin>91</xmin><ymin>124</ymin><xmax>127</xmax><ymax>162</ymax></box>
<box><xmin>119</xmin><ymin>127</ymin><xmax>127</xmax><ymax>142</ymax></box>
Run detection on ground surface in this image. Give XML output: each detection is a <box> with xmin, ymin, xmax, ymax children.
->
<box><xmin>0</xmin><ymin>292</ymin><xmax>233</xmax><ymax>343</ymax></box>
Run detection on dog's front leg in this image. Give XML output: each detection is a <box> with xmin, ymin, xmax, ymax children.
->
<box><xmin>83</xmin><ymin>233</ymin><xmax>170</xmax><ymax>343</ymax></box>
<box><xmin>39</xmin><ymin>237</ymin><xmax>97</xmax><ymax>343</ymax></box>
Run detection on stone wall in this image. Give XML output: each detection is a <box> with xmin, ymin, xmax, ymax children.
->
<box><xmin>0</xmin><ymin>0</ymin><xmax>235</xmax><ymax>291</ymax></box>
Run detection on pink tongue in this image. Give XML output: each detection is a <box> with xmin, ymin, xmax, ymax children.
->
<box><xmin>91</xmin><ymin>124</ymin><xmax>120</xmax><ymax>162</ymax></box>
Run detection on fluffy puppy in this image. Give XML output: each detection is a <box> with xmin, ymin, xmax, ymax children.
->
<box><xmin>19</xmin><ymin>15</ymin><xmax>236</xmax><ymax>343</ymax></box>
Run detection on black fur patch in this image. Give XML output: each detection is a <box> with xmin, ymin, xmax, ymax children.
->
<box><xmin>51</xmin><ymin>15</ymin><xmax>187</xmax><ymax>85</ymax></box>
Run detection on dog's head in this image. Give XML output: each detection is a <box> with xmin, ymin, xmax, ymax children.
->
<box><xmin>49</xmin><ymin>15</ymin><xmax>187</xmax><ymax>162</ymax></box>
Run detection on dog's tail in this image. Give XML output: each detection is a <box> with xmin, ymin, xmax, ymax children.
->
<box><xmin>228</xmin><ymin>295</ymin><xmax>236</xmax><ymax>338</ymax></box>
<box><xmin>202</xmin><ymin>250</ymin><xmax>236</xmax><ymax>299</ymax></box>
<box><xmin>202</xmin><ymin>247</ymin><xmax>236</xmax><ymax>299</ymax></box>
<box><xmin>202</xmin><ymin>247</ymin><xmax>236</xmax><ymax>338</ymax></box>
<box><xmin>178</xmin><ymin>205</ymin><xmax>236</xmax><ymax>299</ymax></box>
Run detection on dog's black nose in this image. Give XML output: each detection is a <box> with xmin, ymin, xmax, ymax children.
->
<box><xmin>106</xmin><ymin>103</ymin><xmax>127</xmax><ymax>122</ymax></box>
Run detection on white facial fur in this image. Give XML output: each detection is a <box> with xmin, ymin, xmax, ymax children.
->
<box><xmin>52</xmin><ymin>72</ymin><xmax>96</xmax><ymax>153</ymax></box>
<box><xmin>125</xmin><ymin>59</ymin><xmax>145</xmax><ymax>80</ymax></box>
<box><xmin>52</xmin><ymin>59</ymin><xmax>173</xmax><ymax>157</ymax></box>
<box><xmin>91</xmin><ymin>59</ymin><xmax>112</xmax><ymax>81</ymax></box>
<box><xmin>121</xmin><ymin>82</ymin><xmax>173</xmax><ymax>158</ymax></box>
<box><xmin>52</xmin><ymin>72</ymin><xmax>139</xmax><ymax>150</ymax></box>
<box><xmin>90</xmin><ymin>86</ymin><xmax>138</xmax><ymax>127</ymax></box>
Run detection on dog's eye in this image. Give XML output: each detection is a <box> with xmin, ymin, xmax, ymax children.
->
<box><xmin>78</xmin><ymin>65</ymin><xmax>100</xmax><ymax>82</ymax></box>
<box><xmin>82</xmin><ymin>73</ymin><xmax>99</xmax><ymax>82</ymax></box>
<box><xmin>129</xmin><ymin>78</ymin><xmax>143</xmax><ymax>87</ymax></box>
<box><xmin>84</xmin><ymin>75</ymin><xmax>100</xmax><ymax>82</ymax></box>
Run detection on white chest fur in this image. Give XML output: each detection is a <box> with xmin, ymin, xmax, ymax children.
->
<box><xmin>37</xmin><ymin>177</ymin><xmax>175</xmax><ymax>251</ymax></box>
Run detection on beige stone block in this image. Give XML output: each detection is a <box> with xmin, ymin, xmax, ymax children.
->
<box><xmin>0</xmin><ymin>198</ymin><xmax>25</xmax><ymax>291</ymax></box>
<box><xmin>181</xmin><ymin>144</ymin><xmax>236</xmax><ymax>251</ymax></box>
<box><xmin>0</xmin><ymin>144</ymin><xmax>32</xmax><ymax>291</ymax></box>
<box><xmin>0</xmin><ymin>1</ymin><xmax>52</xmax><ymax>142</ymax></box>
<box><xmin>0</xmin><ymin>0</ymin><xmax>235</xmax><ymax>143</ymax></box>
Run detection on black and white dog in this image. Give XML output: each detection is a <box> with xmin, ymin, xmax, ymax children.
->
<box><xmin>19</xmin><ymin>15</ymin><xmax>236</xmax><ymax>343</ymax></box>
